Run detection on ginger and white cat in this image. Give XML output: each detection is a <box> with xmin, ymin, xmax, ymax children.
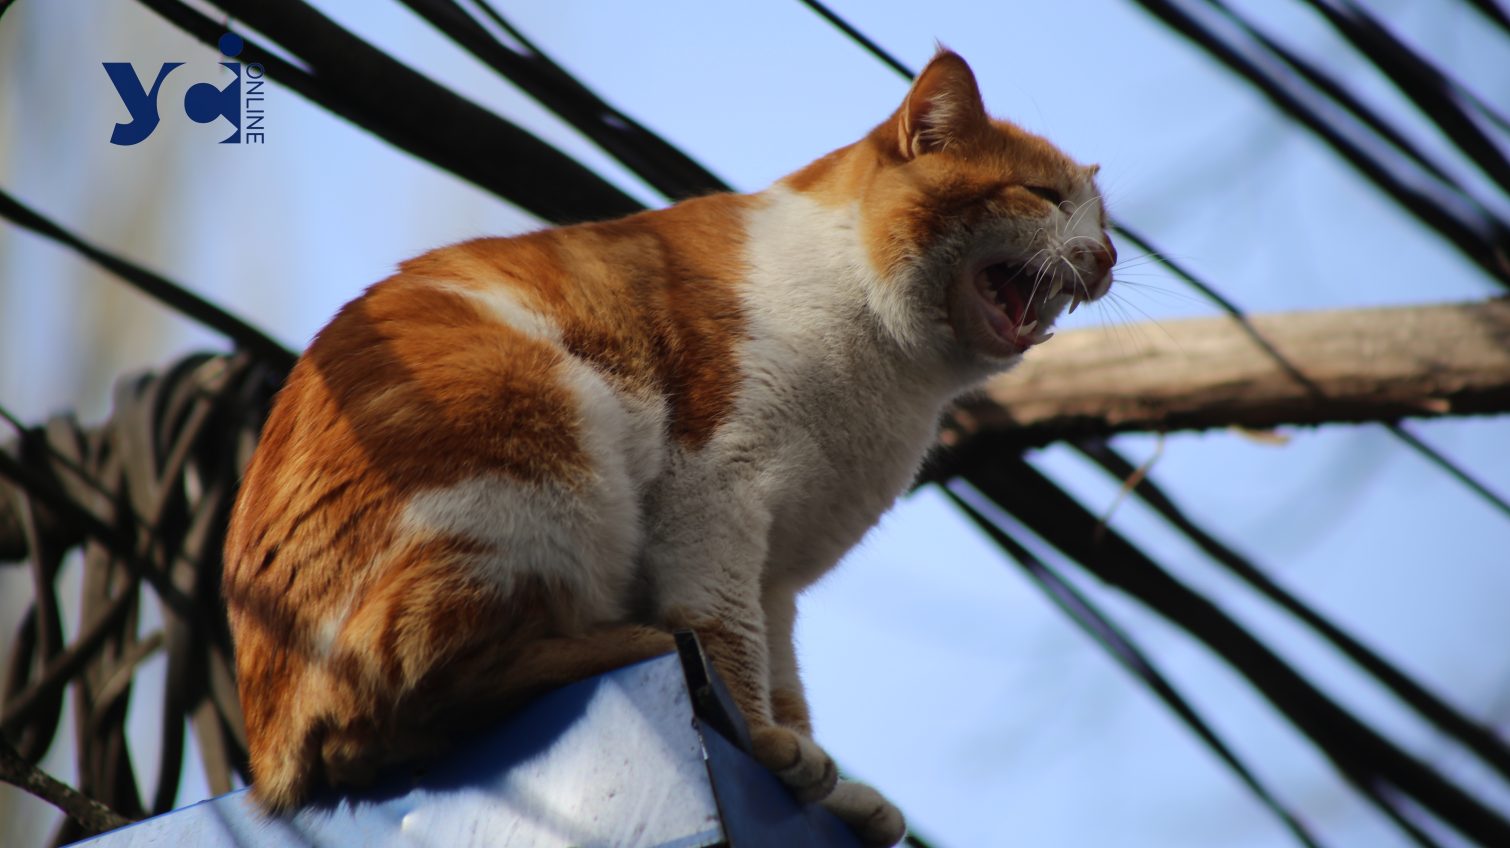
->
<box><xmin>223</xmin><ymin>50</ymin><xmax>1113</xmax><ymax>846</ymax></box>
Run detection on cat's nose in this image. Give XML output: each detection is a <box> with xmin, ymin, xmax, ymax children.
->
<box><xmin>1078</xmin><ymin>236</ymin><xmax>1116</xmax><ymax>281</ymax></box>
<box><xmin>1077</xmin><ymin>236</ymin><xmax>1116</xmax><ymax>301</ymax></box>
<box><xmin>1090</xmin><ymin>237</ymin><xmax>1117</xmax><ymax>278</ymax></box>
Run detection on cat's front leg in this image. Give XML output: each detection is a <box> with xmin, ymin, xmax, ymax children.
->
<box><xmin>766</xmin><ymin>587</ymin><xmax>907</xmax><ymax>847</ymax></box>
<box><xmin>764</xmin><ymin>586</ymin><xmax>814</xmax><ymax>736</ymax></box>
<box><xmin>662</xmin><ymin>584</ymin><xmax>838</xmax><ymax>805</ymax></box>
<box><xmin>646</xmin><ymin>482</ymin><xmax>838</xmax><ymax>804</ymax></box>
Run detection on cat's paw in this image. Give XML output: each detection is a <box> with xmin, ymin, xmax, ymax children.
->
<box><xmin>750</xmin><ymin>724</ymin><xmax>838</xmax><ymax>803</ymax></box>
<box><xmin>822</xmin><ymin>780</ymin><xmax>907</xmax><ymax>848</ymax></box>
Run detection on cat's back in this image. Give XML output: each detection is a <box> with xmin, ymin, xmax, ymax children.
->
<box><xmin>224</xmin><ymin>192</ymin><xmax>759</xmax><ymax>629</ymax></box>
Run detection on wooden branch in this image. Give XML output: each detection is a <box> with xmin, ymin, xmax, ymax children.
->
<box><xmin>0</xmin><ymin>737</ymin><xmax>131</xmax><ymax>836</ymax></box>
<box><xmin>958</xmin><ymin>298</ymin><xmax>1510</xmax><ymax>447</ymax></box>
<box><xmin>4</xmin><ymin>300</ymin><xmax>1509</xmax><ymax>560</ymax></box>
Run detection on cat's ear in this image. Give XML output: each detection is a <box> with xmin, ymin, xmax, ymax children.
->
<box><xmin>896</xmin><ymin>49</ymin><xmax>987</xmax><ymax>159</ymax></box>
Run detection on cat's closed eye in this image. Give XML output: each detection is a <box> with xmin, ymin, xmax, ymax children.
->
<box><xmin>1024</xmin><ymin>184</ymin><xmax>1064</xmax><ymax>206</ymax></box>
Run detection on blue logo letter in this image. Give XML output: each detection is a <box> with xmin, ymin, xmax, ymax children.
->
<box><xmin>103</xmin><ymin>62</ymin><xmax>182</xmax><ymax>145</ymax></box>
<box><xmin>183</xmin><ymin>64</ymin><xmax>241</xmax><ymax>144</ymax></box>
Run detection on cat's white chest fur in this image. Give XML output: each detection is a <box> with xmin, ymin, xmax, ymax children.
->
<box><xmin>669</xmin><ymin>187</ymin><xmax>955</xmax><ymax>590</ymax></box>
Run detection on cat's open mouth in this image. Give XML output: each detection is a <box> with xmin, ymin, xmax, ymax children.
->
<box><xmin>968</xmin><ymin>259</ymin><xmax>1077</xmax><ymax>354</ymax></box>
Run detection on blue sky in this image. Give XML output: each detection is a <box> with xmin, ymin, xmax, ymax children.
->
<box><xmin>2</xmin><ymin>2</ymin><xmax>1508</xmax><ymax>846</ymax></box>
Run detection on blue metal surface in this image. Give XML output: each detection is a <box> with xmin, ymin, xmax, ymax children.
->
<box><xmin>702</xmin><ymin>726</ymin><xmax>861</xmax><ymax>848</ymax></box>
<box><xmin>71</xmin><ymin>638</ymin><xmax>861</xmax><ymax>847</ymax></box>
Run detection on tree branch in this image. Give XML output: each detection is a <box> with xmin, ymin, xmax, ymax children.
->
<box><xmin>959</xmin><ymin>297</ymin><xmax>1510</xmax><ymax>447</ymax></box>
<box><xmin>5</xmin><ymin>300</ymin><xmax>1508</xmax><ymax>560</ymax></box>
<box><xmin>0</xmin><ymin>737</ymin><xmax>132</xmax><ymax>836</ymax></box>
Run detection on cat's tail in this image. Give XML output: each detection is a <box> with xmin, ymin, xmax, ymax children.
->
<box><xmin>243</xmin><ymin>624</ymin><xmax>679</xmax><ymax>814</ymax></box>
<box><xmin>240</xmin><ymin>660</ymin><xmax>335</xmax><ymax>814</ymax></box>
<box><xmin>247</xmin><ymin>720</ymin><xmax>323</xmax><ymax>814</ymax></box>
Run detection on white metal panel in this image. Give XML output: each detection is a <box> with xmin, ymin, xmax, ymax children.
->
<box><xmin>71</xmin><ymin>655</ymin><xmax>725</xmax><ymax>848</ymax></box>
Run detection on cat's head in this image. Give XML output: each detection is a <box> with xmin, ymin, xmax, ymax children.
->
<box><xmin>788</xmin><ymin>49</ymin><xmax>1115</xmax><ymax>373</ymax></box>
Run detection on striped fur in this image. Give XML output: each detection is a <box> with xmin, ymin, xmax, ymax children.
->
<box><xmin>223</xmin><ymin>50</ymin><xmax>1114</xmax><ymax>845</ymax></box>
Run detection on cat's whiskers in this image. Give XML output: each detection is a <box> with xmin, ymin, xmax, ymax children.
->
<box><xmin>1031</xmin><ymin>247</ymin><xmax>1070</xmax><ymax>305</ymax></box>
<box><xmin>1057</xmin><ymin>255</ymin><xmax>1097</xmax><ymax>315</ymax></box>
<box><xmin>1112</xmin><ymin>252</ymin><xmax>1175</xmax><ymax>273</ymax></box>
<box><xmin>1100</xmin><ymin>290</ymin><xmax>1178</xmax><ymax>356</ymax></box>
<box><xmin>1109</xmin><ymin>245</ymin><xmax>1197</xmax><ymax>270</ymax></box>
<box><xmin>1098</xmin><ymin>295</ymin><xmax>1145</xmax><ymax>357</ymax></box>
<box><xmin>1018</xmin><ymin>246</ymin><xmax>1052</xmax><ymax>273</ymax></box>
<box><xmin>1044</xmin><ymin>218</ymin><xmax>1079</xmax><ymax>303</ymax></box>
<box><xmin>1063</xmin><ymin>195</ymin><xmax>1102</xmax><ymax>232</ymax></box>
<box><xmin>1110</xmin><ymin>276</ymin><xmax>1207</xmax><ymax>307</ymax></box>
<box><xmin>1110</xmin><ymin>260</ymin><xmax>1166</xmax><ymax>276</ymax></box>
<box><xmin>1008</xmin><ymin>245</ymin><xmax>1057</xmax><ymax>298</ymax></box>
<box><xmin>1104</xmin><ymin>290</ymin><xmax>1173</xmax><ymax>332</ymax></box>
<box><xmin>1057</xmin><ymin>255</ymin><xmax>1086</xmax><ymax>292</ymax></box>
<box><xmin>1107</xmin><ymin>249</ymin><xmax>1210</xmax><ymax>307</ymax></box>
<box><xmin>1022</xmin><ymin>258</ymin><xmax>1058</xmax><ymax>333</ymax></box>
<box><xmin>1019</xmin><ymin>246</ymin><xmax>1053</xmax><ymax>273</ymax></box>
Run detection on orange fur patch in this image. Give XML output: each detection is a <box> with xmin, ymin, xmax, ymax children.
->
<box><xmin>408</xmin><ymin>192</ymin><xmax>752</xmax><ymax>446</ymax></box>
